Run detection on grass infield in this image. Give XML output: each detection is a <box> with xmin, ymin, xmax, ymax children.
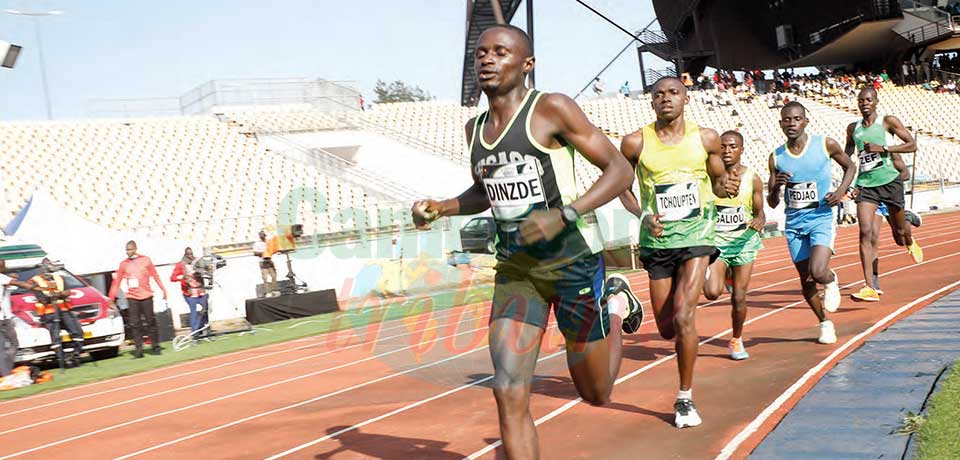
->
<box><xmin>917</xmin><ymin>361</ymin><xmax>960</xmax><ymax>459</ymax></box>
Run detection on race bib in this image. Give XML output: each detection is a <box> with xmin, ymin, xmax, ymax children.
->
<box><xmin>716</xmin><ymin>205</ymin><xmax>747</xmax><ymax>232</ymax></box>
<box><xmin>125</xmin><ymin>276</ymin><xmax>139</xmax><ymax>291</ymax></box>
<box><xmin>858</xmin><ymin>151</ymin><xmax>883</xmax><ymax>172</ymax></box>
<box><xmin>786</xmin><ymin>181</ymin><xmax>819</xmax><ymax>209</ymax></box>
<box><xmin>655</xmin><ymin>181</ymin><xmax>701</xmax><ymax>222</ymax></box>
<box><xmin>481</xmin><ymin>160</ymin><xmax>548</xmax><ymax>224</ymax></box>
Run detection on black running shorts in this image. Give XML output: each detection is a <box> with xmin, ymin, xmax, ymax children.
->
<box><xmin>638</xmin><ymin>246</ymin><xmax>719</xmax><ymax>280</ymax></box>
<box><xmin>856</xmin><ymin>177</ymin><xmax>905</xmax><ymax>209</ymax></box>
<box><xmin>490</xmin><ymin>255</ymin><xmax>610</xmax><ymax>344</ymax></box>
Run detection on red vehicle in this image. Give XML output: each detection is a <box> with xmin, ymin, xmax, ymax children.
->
<box><xmin>2</xmin><ymin>243</ymin><xmax>125</xmax><ymax>363</ymax></box>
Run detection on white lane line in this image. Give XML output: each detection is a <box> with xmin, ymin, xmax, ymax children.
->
<box><xmin>0</xmin><ymin>320</ymin><xmax>495</xmax><ymax>459</ymax></box>
<box><xmin>714</xmin><ymin>278</ymin><xmax>960</xmax><ymax>460</ymax></box>
<box><xmin>463</xmin><ymin>250</ymin><xmax>960</xmax><ymax>459</ymax></box>
<box><xmin>0</xmin><ymin>299</ymin><xmax>485</xmax><ymax>418</ymax></box>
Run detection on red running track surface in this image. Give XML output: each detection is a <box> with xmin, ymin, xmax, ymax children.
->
<box><xmin>2</xmin><ymin>212</ymin><xmax>960</xmax><ymax>460</ymax></box>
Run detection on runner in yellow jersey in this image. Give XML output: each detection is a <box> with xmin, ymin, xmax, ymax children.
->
<box><xmin>619</xmin><ymin>76</ymin><xmax>739</xmax><ymax>428</ymax></box>
<box><xmin>702</xmin><ymin>131</ymin><xmax>765</xmax><ymax>361</ymax></box>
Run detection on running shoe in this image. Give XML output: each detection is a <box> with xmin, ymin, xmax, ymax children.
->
<box><xmin>851</xmin><ymin>286</ymin><xmax>880</xmax><ymax>302</ymax></box>
<box><xmin>605</xmin><ymin>274</ymin><xmax>644</xmax><ymax>334</ymax></box>
<box><xmin>904</xmin><ymin>209</ymin><xmax>922</xmax><ymax>228</ymax></box>
<box><xmin>908</xmin><ymin>240</ymin><xmax>924</xmax><ymax>264</ymax></box>
<box><xmin>729</xmin><ymin>337</ymin><xmax>749</xmax><ymax>360</ymax></box>
<box><xmin>674</xmin><ymin>398</ymin><xmax>702</xmax><ymax>428</ymax></box>
<box><xmin>818</xmin><ymin>320</ymin><xmax>837</xmax><ymax>344</ymax></box>
<box><xmin>823</xmin><ymin>269</ymin><xmax>841</xmax><ymax>313</ymax></box>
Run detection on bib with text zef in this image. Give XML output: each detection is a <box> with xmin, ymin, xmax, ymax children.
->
<box><xmin>469</xmin><ymin>90</ymin><xmax>603</xmax><ymax>272</ymax></box>
<box><xmin>853</xmin><ymin>115</ymin><xmax>900</xmax><ymax>188</ymax></box>
<box><xmin>772</xmin><ymin>134</ymin><xmax>835</xmax><ymax>224</ymax></box>
<box><xmin>637</xmin><ymin>121</ymin><xmax>716</xmax><ymax>249</ymax></box>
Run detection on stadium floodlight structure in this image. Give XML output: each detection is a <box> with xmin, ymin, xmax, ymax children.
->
<box><xmin>4</xmin><ymin>9</ymin><xmax>63</xmax><ymax>120</ymax></box>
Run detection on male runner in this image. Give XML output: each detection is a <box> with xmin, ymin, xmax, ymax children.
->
<box><xmin>702</xmin><ymin>131</ymin><xmax>765</xmax><ymax>361</ymax></box>
<box><xmin>845</xmin><ymin>87</ymin><xmax>922</xmax><ymax>302</ymax></box>
<box><xmin>768</xmin><ymin>102</ymin><xmax>854</xmax><ymax>344</ymax></box>
<box><xmin>411</xmin><ymin>25</ymin><xmax>642</xmax><ymax>460</ymax></box>
<box><xmin>619</xmin><ymin>76</ymin><xmax>740</xmax><ymax>428</ymax></box>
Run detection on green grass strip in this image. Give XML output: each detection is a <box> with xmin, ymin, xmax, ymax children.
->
<box><xmin>0</xmin><ymin>285</ymin><xmax>493</xmax><ymax>400</ymax></box>
<box><xmin>917</xmin><ymin>361</ymin><xmax>960</xmax><ymax>459</ymax></box>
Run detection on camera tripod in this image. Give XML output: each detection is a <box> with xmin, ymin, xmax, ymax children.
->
<box><xmin>172</xmin><ymin>276</ymin><xmax>252</xmax><ymax>352</ymax></box>
<box><xmin>277</xmin><ymin>250</ymin><xmax>307</xmax><ymax>295</ymax></box>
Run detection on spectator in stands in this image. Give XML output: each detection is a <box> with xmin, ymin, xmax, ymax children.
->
<box><xmin>253</xmin><ymin>230</ymin><xmax>278</xmax><ymax>297</ymax></box>
<box><xmin>619</xmin><ymin>81</ymin><xmax>631</xmax><ymax>98</ymax></box>
<box><xmin>170</xmin><ymin>247</ymin><xmax>207</xmax><ymax>333</ymax></box>
<box><xmin>108</xmin><ymin>241</ymin><xmax>167</xmax><ymax>358</ymax></box>
<box><xmin>592</xmin><ymin>78</ymin><xmax>605</xmax><ymax>97</ymax></box>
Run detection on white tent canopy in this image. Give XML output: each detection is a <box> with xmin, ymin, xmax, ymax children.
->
<box><xmin>4</xmin><ymin>190</ymin><xmax>200</xmax><ymax>274</ymax></box>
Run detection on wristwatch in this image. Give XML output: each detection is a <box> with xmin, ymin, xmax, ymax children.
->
<box><xmin>560</xmin><ymin>205</ymin><xmax>580</xmax><ymax>226</ymax></box>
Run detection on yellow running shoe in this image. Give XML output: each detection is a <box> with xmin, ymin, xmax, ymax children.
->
<box><xmin>908</xmin><ymin>240</ymin><xmax>923</xmax><ymax>264</ymax></box>
<box><xmin>851</xmin><ymin>286</ymin><xmax>880</xmax><ymax>302</ymax></box>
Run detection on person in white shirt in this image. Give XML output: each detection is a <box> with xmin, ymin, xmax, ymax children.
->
<box><xmin>0</xmin><ymin>260</ymin><xmax>37</xmax><ymax>376</ymax></box>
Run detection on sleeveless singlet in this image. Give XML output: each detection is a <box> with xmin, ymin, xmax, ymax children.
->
<box><xmin>772</xmin><ymin>134</ymin><xmax>834</xmax><ymax>224</ymax></box>
<box><xmin>469</xmin><ymin>89</ymin><xmax>603</xmax><ymax>272</ymax></box>
<box><xmin>636</xmin><ymin>121</ymin><xmax>716</xmax><ymax>249</ymax></box>
<box><xmin>853</xmin><ymin>114</ymin><xmax>899</xmax><ymax>188</ymax></box>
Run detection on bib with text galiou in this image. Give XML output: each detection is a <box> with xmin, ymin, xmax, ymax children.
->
<box><xmin>481</xmin><ymin>160</ymin><xmax>548</xmax><ymax>228</ymax></box>
<box><xmin>786</xmin><ymin>181</ymin><xmax>819</xmax><ymax>209</ymax></box>
<box><xmin>654</xmin><ymin>181</ymin><xmax>701</xmax><ymax>222</ymax></box>
<box><xmin>858</xmin><ymin>150</ymin><xmax>883</xmax><ymax>172</ymax></box>
<box><xmin>716</xmin><ymin>205</ymin><xmax>747</xmax><ymax>232</ymax></box>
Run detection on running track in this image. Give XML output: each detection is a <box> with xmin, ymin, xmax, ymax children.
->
<box><xmin>2</xmin><ymin>212</ymin><xmax>960</xmax><ymax>460</ymax></box>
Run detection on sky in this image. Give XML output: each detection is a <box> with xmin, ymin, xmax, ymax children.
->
<box><xmin>0</xmin><ymin>0</ymin><xmax>668</xmax><ymax>121</ymax></box>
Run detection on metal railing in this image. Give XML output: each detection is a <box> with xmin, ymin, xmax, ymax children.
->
<box><xmin>897</xmin><ymin>17</ymin><xmax>954</xmax><ymax>43</ymax></box>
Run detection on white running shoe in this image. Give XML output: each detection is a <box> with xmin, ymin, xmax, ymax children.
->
<box><xmin>823</xmin><ymin>269</ymin><xmax>840</xmax><ymax>313</ymax></box>
<box><xmin>674</xmin><ymin>398</ymin><xmax>702</xmax><ymax>428</ymax></box>
<box><xmin>818</xmin><ymin>320</ymin><xmax>837</xmax><ymax>344</ymax></box>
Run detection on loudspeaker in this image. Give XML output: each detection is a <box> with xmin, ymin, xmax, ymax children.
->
<box><xmin>0</xmin><ymin>41</ymin><xmax>22</xmax><ymax>69</ymax></box>
<box><xmin>776</xmin><ymin>25</ymin><xmax>794</xmax><ymax>49</ymax></box>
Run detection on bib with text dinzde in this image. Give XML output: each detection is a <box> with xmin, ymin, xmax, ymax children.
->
<box><xmin>716</xmin><ymin>205</ymin><xmax>747</xmax><ymax>232</ymax></box>
<box><xmin>786</xmin><ymin>181</ymin><xmax>819</xmax><ymax>209</ymax></box>
<box><xmin>654</xmin><ymin>181</ymin><xmax>701</xmax><ymax>222</ymax></box>
<box><xmin>858</xmin><ymin>150</ymin><xmax>883</xmax><ymax>172</ymax></box>
<box><xmin>481</xmin><ymin>160</ymin><xmax>547</xmax><ymax>223</ymax></box>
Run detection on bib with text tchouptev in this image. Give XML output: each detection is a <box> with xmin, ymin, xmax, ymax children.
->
<box><xmin>481</xmin><ymin>159</ymin><xmax>548</xmax><ymax>224</ymax></box>
<box><xmin>654</xmin><ymin>181</ymin><xmax>701</xmax><ymax>222</ymax></box>
<box><xmin>786</xmin><ymin>181</ymin><xmax>819</xmax><ymax>209</ymax></box>
<box><xmin>716</xmin><ymin>205</ymin><xmax>747</xmax><ymax>232</ymax></box>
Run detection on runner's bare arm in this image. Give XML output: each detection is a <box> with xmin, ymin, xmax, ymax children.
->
<box><xmin>536</xmin><ymin>93</ymin><xmax>633</xmax><ymax>214</ymax></box>
<box><xmin>617</xmin><ymin>132</ymin><xmax>643</xmax><ymax>219</ymax></box>
<box><xmin>701</xmin><ymin>127</ymin><xmax>737</xmax><ymax>198</ymax></box>
<box><xmin>412</xmin><ymin>120</ymin><xmax>490</xmax><ymax>229</ymax></box>
<box><xmin>826</xmin><ymin>137</ymin><xmax>856</xmax><ymax>206</ymax></box>
<box><xmin>766</xmin><ymin>153</ymin><xmax>782</xmax><ymax>209</ymax></box>
<box><xmin>749</xmin><ymin>173</ymin><xmax>766</xmax><ymax>232</ymax></box>
<box><xmin>883</xmin><ymin>115</ymin><xmax>917</xmax><ymax>153</ymax></box>
<box><xmin>844</xmin><ymin>122</ymin><xmax>857</xmax><ymax>157</ymax></box>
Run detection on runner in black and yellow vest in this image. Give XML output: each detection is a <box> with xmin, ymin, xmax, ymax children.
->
<box><xmin>844</xmin><ymin>87</ymin><xmax>923</xmax><ymax>302</ymax></box>
<box><xmin>410</xmin><ymin>25</ymin><xmax>642</xmax><ymax>460</ymax></box>
<box><xmin>702</xmin><ymin>131</ymin><xmax>766</xmax><ymax>361</ymax></box>
<box><xmin>31</xmin><ymin>263</ymin><xmax>85</xmax><ymax>365</ymax></box>
<box><xmin>619</xmin><ymin>76</ymin><xmax>741</xmax><ymax>429</ymax></box>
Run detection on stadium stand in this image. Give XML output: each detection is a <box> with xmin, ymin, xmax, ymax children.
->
<box><xmin>2</xmin><ymin>77</ymin><xmax>957</xmax><ymax>249</ymax></box>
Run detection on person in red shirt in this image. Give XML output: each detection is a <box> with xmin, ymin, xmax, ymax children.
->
<box><xmin>170</xmin><ymin>247</ymin><xmax>207</xmax><ymax>334</ymax></box>
<box><xmin>108</xmin><ymin>241</ymin><xmax>168</xmax><ymax>358</ymax></box>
